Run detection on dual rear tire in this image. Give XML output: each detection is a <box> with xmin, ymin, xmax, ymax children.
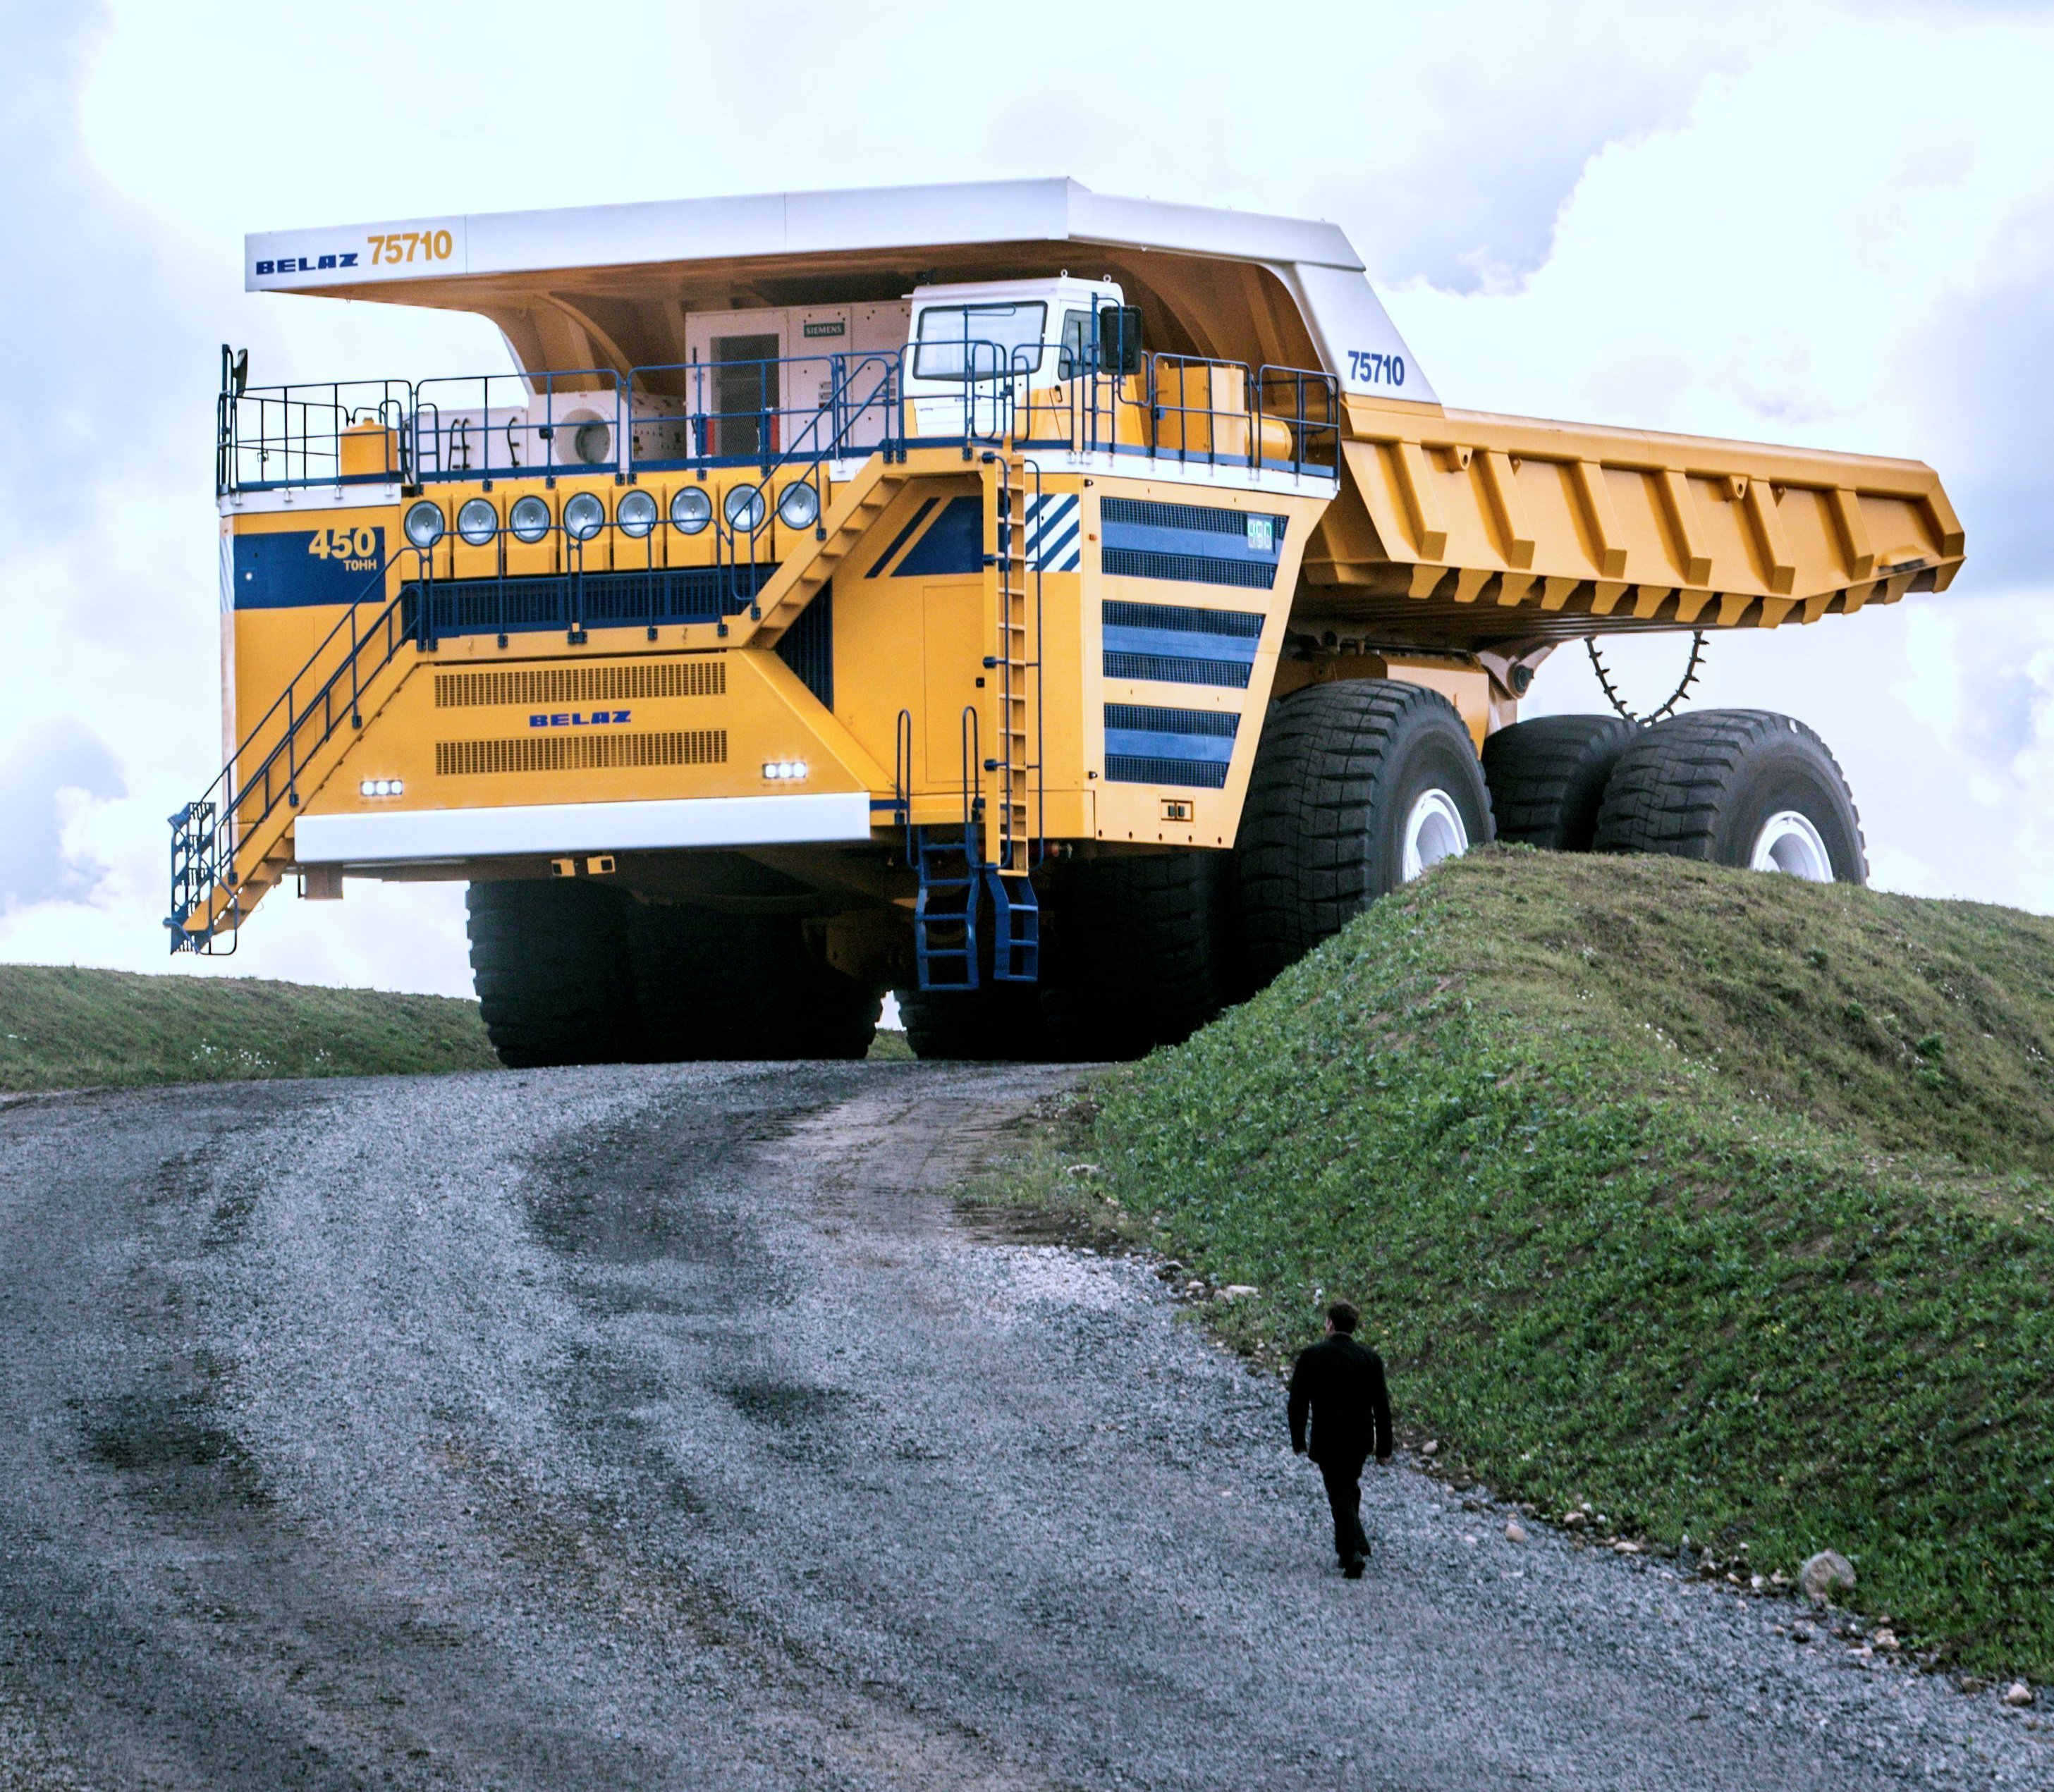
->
<box><xmin>1486</xmin><ymin>708</ymin><xmax>1866</xmax><ymax>883</ymax></box>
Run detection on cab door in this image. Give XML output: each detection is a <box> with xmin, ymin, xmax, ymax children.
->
<box><xmin>684</xmin><ymin>309</ymin><xmax>788</xmax><ymax>460</ymax></box>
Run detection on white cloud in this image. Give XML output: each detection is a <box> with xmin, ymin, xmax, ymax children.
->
<box><xmin>1397</xmin><ymin>6</ymin><xmax>2054</xmax><ymax>912</ymax></box>
<box><xmin>0</xmin><ymin>0</ymin><xmax>2047</xmax><ymax>997</ymax></box>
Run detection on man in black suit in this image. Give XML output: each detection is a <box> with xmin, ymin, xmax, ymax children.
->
<box><xmin>1288</xmin><ymin>1301</ymin><xmax>1394</xmax><ymax>1578</ymax></box>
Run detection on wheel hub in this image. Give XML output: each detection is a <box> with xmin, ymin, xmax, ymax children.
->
<box><xmin>1402</xmin><ymin>790</ymin><xmax>1469</xmax><ymax>881</ymax></box>
<box><xmin>1749</xmin><ymin>810</ymin><xmax>1833</xmax><ymax>880</ymax></box>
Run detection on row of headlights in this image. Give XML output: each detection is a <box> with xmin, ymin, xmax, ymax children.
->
<box><xmin>403</xmin><ymin>481</ymin><xmax>820</xmax><ymax>551</ymax></box>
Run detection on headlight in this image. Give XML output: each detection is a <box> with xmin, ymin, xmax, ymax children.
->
<box><xmin>761</xmin><ymin>760</ymin><xmax>809</xmax><ymax>782</ymax></box>
<box><xmin>617</xmin><ymin>489</ymin><xmax>657</xmax><ymax>538</ymax></box>
<box><xmin>777</xmin><ymin>481</ymin><xmax>820</xmax><ymax>529</ymax></box>
<box><xmin>509</xmin><ymin>495</ymin><xmax>551</xmax><ymax>543</ymax></box>
<box><xmin>670</xmin><ymin>486</ymin><xmax>712</xmax><ymax>534</ymax></box>
<box><xmin>723</xmin><ymin>484</ymin><xmax>766</xmax><ymax>532</ymax></box>
<box><xmin>563</xmin><ymin>492</ymin><xmax>605</xmax><ymax>541</ymax></box>
<box><xmin>403</xmin><ymin>500</ymin><xmax>444</xmax><ymax>549</ymax></box>
<box><xmin>456</xmin><ymin>498</ymin><xmax>498</xmax><ymax>546</ymax></box>
<box><xmin>359</xmin><ymin>778</ymin><xmax>405</xmax><ymax>798</ymax></box>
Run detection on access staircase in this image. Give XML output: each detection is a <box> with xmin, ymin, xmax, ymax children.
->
<box><xmin>747</xmin><ymin>455</ymin><xmax>910</xmax><ymax>647</ymax></box>
<box><xmin>168</xmin><ymin>565</ymin><xmax>419</xmax><ymax>951</ymax></box>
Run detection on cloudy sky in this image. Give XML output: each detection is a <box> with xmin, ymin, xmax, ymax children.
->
<box><xmin>1</xmin><ymin>0</ymin><xmax>2048</xmax><ymax>995</ymax></box>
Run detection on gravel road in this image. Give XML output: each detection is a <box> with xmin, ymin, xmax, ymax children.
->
<box><xmin>1</xmin><ymin>1063</ymin><xmax>2046</xmax><ymax>1791</ymax></box>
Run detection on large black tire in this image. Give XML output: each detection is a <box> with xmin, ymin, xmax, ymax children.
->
<box><xmin>1037</xmin><ymin>852</ymin><xmax>1241</xmax><ymax>1060</ymax></box>
<box><xmin>466</xmin><ymin>880</ymin><xmax>647</xmax><ymax>1069</ymax></box>
<box><xmin>895</xmin><ymin>982</ymin><xmax>1052</xmax><ymax>1062</ymax></box>
<box><xmin>1481</xmin><ymin>714</ymin><xmax>1634</xmax><ymax>851</ymax></box>
<box><xmin>628</xmin><ymin>903</ymin><xmax>879</xmax><ymax>1061</ymax></box>
<box><xmin>1237</xmin><ymin>680</ymin><xmax>1493</xmax><ymax>988</ymax></box>
<box><xmin>1593</xmin><ymin>709</ymin><xmax>1867</xmax><ymax>883</ymax></box>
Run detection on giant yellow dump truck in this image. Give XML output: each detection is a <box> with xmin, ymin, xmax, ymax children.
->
<box><xmin>173</xmin><ymin>179</ymin><xmax>1963</xmax><ymax>1062</ymax></box>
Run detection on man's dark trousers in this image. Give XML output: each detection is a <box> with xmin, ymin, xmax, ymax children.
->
<box><xmin>1319</xmin><ymin>1454</ymin><xmax>1371</xmax><ymax>1564</ymax></box>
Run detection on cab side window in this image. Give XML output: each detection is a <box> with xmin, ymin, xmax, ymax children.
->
<box><xmin>1057</xmin><ymin>310</ymin><xmax>1093</xmax><ymax>380</ymax></box>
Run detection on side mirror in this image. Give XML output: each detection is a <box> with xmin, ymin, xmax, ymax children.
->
<box><xmin>1096</xmin><ymin>306</ymin><xmax>1143</xmax><ymax>376</ymax></box>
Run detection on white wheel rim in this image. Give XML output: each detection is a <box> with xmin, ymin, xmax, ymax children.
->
<box><xmin>1750</xmin><ymin>810</ymin><xmax>1834</xmax><ymax>880</ymax></box>
<box><xmin>1402</xmin><ymin>790</ymin><xmax>1469</xmax><ymax>881</ymax></box>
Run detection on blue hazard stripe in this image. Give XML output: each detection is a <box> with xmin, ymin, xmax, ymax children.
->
<box><xmin>1101</xmin><ymin>624</ymin><xmax>1259</xmax><ymax>663</ymax></box>
<box><xmin>1104</xmin><ymin>728</ymin><xmax>1237</xmax><ymax>763</ymax></box>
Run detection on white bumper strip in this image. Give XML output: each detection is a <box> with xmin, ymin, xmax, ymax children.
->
<box><xmin>295</xmin><ymin>792</ymin><xmax>874</xmax><ymax>865</ymax></box>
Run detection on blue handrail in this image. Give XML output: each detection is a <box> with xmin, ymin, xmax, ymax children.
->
<box><xmin>216</xmin><ymin>343</ymin><xmax>1339</xmax><ymax>498</ymax></box>
<box><xmin>169</xmin><ymin>546</ymin><xmax>424</xmax><ymax>948</ymax></box>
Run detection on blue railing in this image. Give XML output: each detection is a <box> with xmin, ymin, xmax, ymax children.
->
<box><xmin>216</xmin><ymin>345</ymin><xmax>1340</xmax><ymax>496</ymax></box>
<box><xmin>169</xmin><ymin>545</ymin><xmax>425</xmax><ymax>951</ymax></box>
<box><xmin>398</xmin><ymin>501</ymin><xmax>783</xmax><ymax>647</ymax></box>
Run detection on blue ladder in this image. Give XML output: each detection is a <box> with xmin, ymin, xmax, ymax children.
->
<box><xmin>985</xmin><ymin>868</ymin><xmax>1039</xmax><ymax>983</ymax></box>
<box><xmin>912</xmin><ymin>829</ymin><xmax>1041</xmax><ymax>990</ymax></box>
<box><xmin>913</xmin><ymin>827</ymin><xmax>979</xmax><ymax>991</ymax></box>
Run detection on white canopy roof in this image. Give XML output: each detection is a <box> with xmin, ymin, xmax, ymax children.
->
<box><xmin>244</xmin><ymin>179</ymin><xmax>1436</xmax><ymax>406</ymax></box>
<box><xmin>245</xmin><ymin>178</ymin><xmax>1367</xmax><ymax>290</ymax></box>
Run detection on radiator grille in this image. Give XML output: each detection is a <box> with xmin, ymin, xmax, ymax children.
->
<box><xmin>1101</xmin><ymin>548</ymin><xmax>1278</xmax><ymax>589</ymax></box>
<box><xmin>434</xmin><ymin>661</ymin><xmax>724</xmax><ymax>708</ymax></box>
<box><xmin>1104</xmin><ymin>756</ymin><xmax>1230</xmax><ymax>790</ymax></box>
<box><xmin>436</xmin><ymin>730</ymin><xmax>728</xmax><ymax>777</ymax></box>
<box><xmin>1101</xmin><ymin>498</ymin><xmax>1256</xmax><ymax>537</ymax></box>
<box><xmin>1102</xmin><ymin>652</ymin><xmax>1252</xmax><ymax>688</ymax></box>
<box><xmin>1102</xmin><ymin>600</ymin><xmax>1264</xmax><ymax>637</ymax></box>
<box><xmin>1104</xmin><ymin>704</ymin><xmax>1240</xmax><ymax>737</ymax></box>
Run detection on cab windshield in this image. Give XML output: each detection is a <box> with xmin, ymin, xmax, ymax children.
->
<box><xmin>912</xmin><ymin>302</ymin><xmax>1048</xmax><ymax>381</ymax></box>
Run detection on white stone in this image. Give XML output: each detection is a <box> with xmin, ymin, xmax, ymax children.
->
<box><xmin>1799</xmin><ymin>1549</ymin><xmax>1857</xmax><ymax>1603</ymax></box>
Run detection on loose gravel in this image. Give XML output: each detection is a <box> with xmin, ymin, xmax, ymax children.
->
<box><xmin>0</xmin><ymin>1065</ymin><xmax>2047</xmax><ymax>1789</ymax></box>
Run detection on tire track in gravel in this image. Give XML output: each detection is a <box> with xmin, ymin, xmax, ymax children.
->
<box><xmin>0</xmin><ymin>1064</ymin><xmax>2046</xmax><ymax>1790</ymax></box>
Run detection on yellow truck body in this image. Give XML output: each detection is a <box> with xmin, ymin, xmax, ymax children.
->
<box><xmin>173</xmin><ymin>180</ymin><xmax>1961</xmax><ymax>1059</ymax></box>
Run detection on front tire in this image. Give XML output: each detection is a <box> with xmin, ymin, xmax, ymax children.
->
<box><xmin>466</xmin><ymin>880</ymin><xmax>647</xmax><ymax>1069</ymax></box>
<box><xmin>895</xmin><ymin>983</ymin><xmax>1051</xmax><ymax>1062</ymax></box>
<box><xmin>628</xmin><ymin>903</ymin><xmax>879</xmax><ymax>1061</ymax></box>
<box><xmin>1592</xmin><ymin>709</ymin><xmax>1866</xmax><ymax>883</ymax></box>
<box><xmin>1037</xmin><ymin>852</ymin><xmax>1241</xmax><ymax>1060</ymax></box>
<box><xmin>1235</xmin><ymin>680</ymin><xmax>1493</xmax><ymax>988</ymax></box>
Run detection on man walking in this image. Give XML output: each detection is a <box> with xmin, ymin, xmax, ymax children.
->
<box><xmin>1288</xmin><ymin>1301</ymin><xmax>1393</xmax><ymax>1578</ymax></box>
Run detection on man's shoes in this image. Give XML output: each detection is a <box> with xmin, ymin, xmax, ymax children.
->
<box><xmin>1342</xmin><ymin>1555</ymin><xmax>1366</xmax><ymax>1579</ymax></box>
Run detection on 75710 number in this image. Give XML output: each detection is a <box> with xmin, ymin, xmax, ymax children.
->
<box><xmin>1347</xmin><ymin>350</ymin><xmax>1405</xmax><ymax>387</ymax></box>
<box><xmin>365</xmin><ymin>230</ymin><xmax>454</xmax><ymax>266</ymax></box>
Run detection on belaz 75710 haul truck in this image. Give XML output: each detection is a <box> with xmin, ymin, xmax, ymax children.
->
<box><xmin>173</xmin><ymin>179</ymin><xmax>1964</xmax><ymax>1062</ymax></box>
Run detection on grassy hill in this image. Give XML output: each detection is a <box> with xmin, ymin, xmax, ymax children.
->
<box><xmin>991</xmin><ymin>849</ymin><xmax>2054</xmax><ymax>1678</ymax></box>
<box><xmin>0</xmin><ymin>964</ymin><xmax>497</xmax><ymax>1092</ymax></box>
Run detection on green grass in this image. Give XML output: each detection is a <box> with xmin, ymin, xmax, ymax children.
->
<box><xmin>0</xmin><ymin>964</ymin><xmax>498</xmax><ymax>1092</ymax></box>
<box><xmin>984</xmin><ymin>849</ymin><xmax>2054</xmax><ymax>1678</ymax></box>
